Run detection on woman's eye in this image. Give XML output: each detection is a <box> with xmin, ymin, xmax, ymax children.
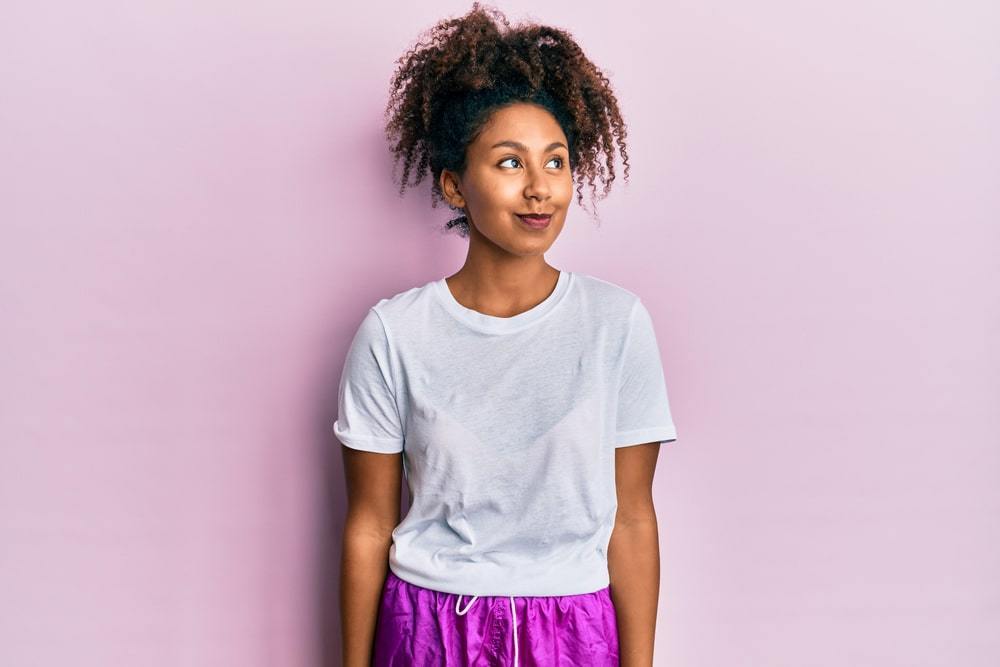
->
<box><xmin>498</xmin><ymin>156</ymin><xmax>564</xmax><ymax>169</ymax></box>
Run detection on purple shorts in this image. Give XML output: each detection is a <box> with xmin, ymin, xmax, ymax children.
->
<box><xmin>373</xmin><ymin>569</ymin><xmax>620</xmax><ymax>666</ymax></box>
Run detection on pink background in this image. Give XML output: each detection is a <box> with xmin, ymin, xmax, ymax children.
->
<box><xmin>2</xmin><ymin>1</ymin><xmax>998</xmax><ymax>665</ymax></box>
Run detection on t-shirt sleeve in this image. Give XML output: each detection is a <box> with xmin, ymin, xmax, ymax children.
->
<box><xmin>614</xmin><ymin>298</ymin><xmax>678</xmax><ymax>448</ymax></box>
<box><xmin>332</xmin><ymin>307</ymin><xmax>405</xmax><ymax>454</ymax></box>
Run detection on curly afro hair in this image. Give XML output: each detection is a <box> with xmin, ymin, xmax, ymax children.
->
<box><xmin>383</xmin><ymin>2</ymin><xmax>630</xmax><ymax>237</ymax></box>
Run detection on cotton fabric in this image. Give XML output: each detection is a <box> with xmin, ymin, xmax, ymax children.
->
<box><xmin>373</xmin><ymin>569</ymin><xmax>619</xmax><ymax>667</ymax></box>
<box><xmin>334</xmin><ymin>270</ymin><xmax>678</xmax><ymax>596</ymax></box>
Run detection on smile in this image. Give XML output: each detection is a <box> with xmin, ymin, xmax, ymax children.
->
<box><xmin>516</xmin><ymin>213</ymin><xmax>552</xmax><ymax>229</ymax></box>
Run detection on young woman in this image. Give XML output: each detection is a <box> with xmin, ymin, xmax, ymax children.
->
<box><xmin>337</xmin><ymin>4</ymin><xmax>679</xmax><ymax>666</ymax></box>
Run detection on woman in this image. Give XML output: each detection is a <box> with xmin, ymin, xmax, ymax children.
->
<box><xmin>337</xmin><ymin>4</ymin><xmax>679</xmax><ymax>665</ymax></box>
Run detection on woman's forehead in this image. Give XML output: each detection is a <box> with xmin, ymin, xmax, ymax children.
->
<box><xmin>472</xmin><ymin>105</ymin><xmax>567</xmax><ymax>149</ymax></box>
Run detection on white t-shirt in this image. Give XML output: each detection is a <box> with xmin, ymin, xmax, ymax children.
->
<box><xmin>333</xmin><ymin>270</ymin><xmax>678</xmax><ymax>596</ymax></box>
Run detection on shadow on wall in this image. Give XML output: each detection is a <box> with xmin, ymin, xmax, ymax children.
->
<box><xmin>313</xmin><ymin>182</ymin><xmax>446</xmax><ymax>666</ymax></box>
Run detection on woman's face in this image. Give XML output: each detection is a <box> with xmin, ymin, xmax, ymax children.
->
<box><xmin>441</xmin><ymin>102</ymin><xmax>573</xmax><ymax>257</ymax></box>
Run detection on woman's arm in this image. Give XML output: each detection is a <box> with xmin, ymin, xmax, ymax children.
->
<box><xmin>340</xmin><ymin>446</ymin><xmax>403</xmax><ymax>667</ymax></box>
<box><xmin>608</xmin><ymin>441</ymin><xmax>662</xmax><ymax>667</ymax></box>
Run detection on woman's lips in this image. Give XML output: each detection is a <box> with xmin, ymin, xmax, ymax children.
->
<box><xmin>516</xmin><ymin>213</ymin><xmax>552</xmax><ymax>229</ymax></box>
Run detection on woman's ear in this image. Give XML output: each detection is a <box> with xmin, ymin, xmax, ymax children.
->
<box><xmin>440</xmin><ymin>169</ymin><xmax>465</xmax><ymax>208</ymax></box>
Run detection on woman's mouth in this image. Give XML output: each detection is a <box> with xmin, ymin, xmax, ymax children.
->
<box><xmin>516</xmin><ymin>213</ymin><xmax>552</xmax><ymax>229</ymax></box>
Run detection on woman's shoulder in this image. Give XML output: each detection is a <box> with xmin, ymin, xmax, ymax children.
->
<box><xmin>570</xmin><ymin>271</ymin><xmax>643</xmax><ymax>321</ymax></box>
<box><xmin>368</xmin><ymin>277</ymin><xmax>438</xmax><ymax>314</ymax></box>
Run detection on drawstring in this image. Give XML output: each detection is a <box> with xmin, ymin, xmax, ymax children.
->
<box><xmin>455</xmin><ymin>593</ymin><xmax>519</xmax><ymax>667</ymax></box>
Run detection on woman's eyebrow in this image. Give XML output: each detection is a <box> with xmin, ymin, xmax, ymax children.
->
<box><xmin>490</xmin><ymin>140</ymin><xmax>568</xmax><ymax>152</ymax></box>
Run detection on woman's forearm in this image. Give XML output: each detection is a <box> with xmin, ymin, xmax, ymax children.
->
<box><xmin>607</xmin><ymin>515</ymin><xmax>661</xmax><ymax>667</ymax></box>
<box><xmin>341</xmin><ymin>525</ymin><xmax>393</xmax><ymax>667</ymax></box>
